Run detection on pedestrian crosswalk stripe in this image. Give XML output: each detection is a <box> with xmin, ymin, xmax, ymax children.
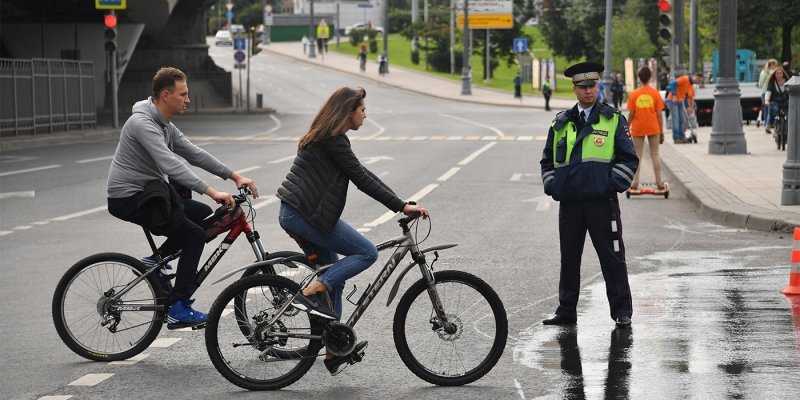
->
<box><xmin>187</xmin><ymin>135</ymin><xmax>543</xmax><ymax>143</ymax></box>
<box><xmin>68</xmin><ymin>373</ymin><xmax>114</xmax><ymax>386</ymax></box>
<box><xmin>149</xmin><ymin>338</ymin><xmax>182</xmax><ymax>348</ymax></box>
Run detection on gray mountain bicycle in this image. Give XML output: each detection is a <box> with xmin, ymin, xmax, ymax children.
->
<box><xmin>204</xmin><ymin>211</ymin><xmax>508</xmax><ymax>390</ymax></box>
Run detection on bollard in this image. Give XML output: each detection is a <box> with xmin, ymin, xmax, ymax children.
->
<box><xmin>782</xmin><ymin>76</ymin><xmax>800</xmax><ymax>205</ymax></box>
<box><xmin>256</xmin><ymin>93</ymin><xmax>263</xmax><ymax>109</ymax></box>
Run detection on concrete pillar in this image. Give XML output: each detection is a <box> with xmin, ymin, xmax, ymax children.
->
<box><xmin>782</xmin><ymin>76</ymin><xmax>800</xmax><ymax>205</ymax></box>
<box><xmin>461</xmin><ymin>0</ymin><xmax>471</xmax><ymax>95</ymax></box>
<box><xmin>708</xmin><ymin>0</ymin><xmax>747</xmax><ymax>155</ymax></box>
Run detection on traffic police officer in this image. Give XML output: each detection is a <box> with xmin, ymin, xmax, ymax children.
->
<box><xmin>539</xmin><ymin>62</ymin><xmax>639</xmax><ymax>327</ymax></box>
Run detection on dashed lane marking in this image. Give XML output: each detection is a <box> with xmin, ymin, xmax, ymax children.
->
<box><xmin>38</xmin><ymin>396</ymin><xmax>72</xmax><ymax>400</ymax></box>
<box><xmin>268</xmin><ymin>155</ymin><xmax>295</xmax><ymax>164</ymax></box>
<box><xmin>439</xmin><ymin>113</ymin><xmax>506</xmax><ymax>138</ymax></box>
<box><xmin>68</xmin><ymin>373</ymin><xmax>114</xmax><ymax>386</ymax></box>
<box><xmin>235</xmin><ymin>165</ymin><xmax>262</xmax><ymax>174</ymax></box>
<box><xmin>76</xmin><ymin>155</ymin><xmax>114</xmax><ymax>164</ymax></box>
<box><xmin>253</xmin><ymin>195</ymin><xmax>279</xmax><ymax>210</ymax></box>
<box><xmin>148</xmin><ymin>338</ymin><xmax>182</xmax><ymax>348</ymax></box>
<box><xmin>437</xmin><ymin>167</ymin><xmax>460</xmax><ymax>182</ymax></box>
<box><xmin>50</xmin><ymin>206</ymin><xmax>108</xmax><ymax>222</ymax></box>
<box><xmin>458</xmin><ymin>142</ymin><xmax>496</xmax><ymax>166</ymax></box>
<box><xmin>0</xmin><ymin>190</ymin><xmax>35</xmax><ymax>199</ymax></box>
<box><xmin>0</xmin><ymin>164</ymin><xmax>61</xmax><ymax>177</ymax></box>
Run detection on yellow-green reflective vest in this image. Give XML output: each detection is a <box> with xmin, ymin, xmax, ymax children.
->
<box><xmin>553</xmin><ymin>113</ymin><xmax>619</xmax><ymax>168</ymax></box>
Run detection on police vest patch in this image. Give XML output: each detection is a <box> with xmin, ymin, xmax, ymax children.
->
<box><xmin>594</xmin><ymin>136</ymin><xmax>605</xmax><ymax>147</ymax></box>
<box><xmin>592</xmin><ymin>129</ymin><xmax>608</xmax><ymax>137</ymax></box>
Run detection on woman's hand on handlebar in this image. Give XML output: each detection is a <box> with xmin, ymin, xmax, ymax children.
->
<box><xmin>230</xmin><ymin>172</ymin><xmax>259</xmax><ymax>198</ymax></box>
<box><xmin>402</xmin><ymin>203</ymin><xmax>429</xmax><ymax>219</ymax></box>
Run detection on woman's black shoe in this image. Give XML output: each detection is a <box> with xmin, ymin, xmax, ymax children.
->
<box><xmin>324</xmin><ymin>341</ymin><xmax>368</xmax><ymax>376</ymax></box>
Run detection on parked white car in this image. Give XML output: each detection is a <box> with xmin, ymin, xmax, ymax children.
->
<box><xmin>344</xmin><ymin>23</ymin><xmax>383</xmax><ymax>36</ymax></box>
<box><xmin>214</xmin><ymin>30</ymin><xmax>232</xmax><ymax>46</ymax></box>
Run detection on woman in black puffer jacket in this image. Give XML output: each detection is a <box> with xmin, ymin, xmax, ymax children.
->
<box><xmin>276</xmin><ymin>87</ymin><xmax>428</xmax><ymax>373</ymax></box>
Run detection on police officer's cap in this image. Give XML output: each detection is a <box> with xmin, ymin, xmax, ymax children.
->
<box><xmin>564</xmin><ymin>62</ymin><xmax>604</xmax><ymax>87</ymax></box>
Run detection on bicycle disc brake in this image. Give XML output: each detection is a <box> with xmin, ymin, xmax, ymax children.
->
<box><xmin>323</xmin><ymin>321</ymin><xmax>357</xmax><ymax>357</ymax></box>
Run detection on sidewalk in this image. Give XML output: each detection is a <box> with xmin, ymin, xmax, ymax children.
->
<box><xmin>265</xmin><ymin>42</ymin><xmax>575</xmax><ymax>110</ymax></box>
<box><xmin>267</xmin><ymin>41</ymin><xmax>799</xmax><ymax>232</ymax></box>
<box><xmin>660</xmin><ymin>126</ymin><xmax>800</xmax><ymax>232</ymax></box>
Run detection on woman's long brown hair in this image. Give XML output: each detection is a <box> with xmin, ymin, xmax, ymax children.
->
<box><xmin>298</xmin><ymin>87</ymin><xmax>366</xmax><ymax>150</ymax></box>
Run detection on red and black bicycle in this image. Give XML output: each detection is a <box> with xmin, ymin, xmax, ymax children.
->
<box><xmin>52</xmin><ymin>188</ymin><xmax>315</xmax><ymax>361</ymax></box>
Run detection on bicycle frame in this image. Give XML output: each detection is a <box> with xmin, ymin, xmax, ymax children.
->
<box><xmin>107</xmin><ymin>203</ymin><xmax>268</xmax><ymax>312</ymax></box>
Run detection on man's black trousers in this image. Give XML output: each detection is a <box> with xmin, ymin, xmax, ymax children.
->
<box><xmin>108</xmin><ymin>194</ymin><xmax>212</xmax><ymax>304</ymax></box>
<box><xmin>555</xmin><ymin>197</ymin><xmax>633</xmax><ymax>320</ymax></box>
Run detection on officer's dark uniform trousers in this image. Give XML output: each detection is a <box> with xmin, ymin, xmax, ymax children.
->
<box><xmin>554</xmin><ymin>115</ymin><xmax>633</xmax><ymax>320</ymax></box>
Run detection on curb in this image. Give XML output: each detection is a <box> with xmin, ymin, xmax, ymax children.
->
<box><xmin>659</xmin><ymin>143</ymin><xmax>799</xmax><ymax>233</ymax></box>
<box><xmin>263</xmin><ymin>46</ymin><xmax>572</xmax><ymax>111</ymax></box>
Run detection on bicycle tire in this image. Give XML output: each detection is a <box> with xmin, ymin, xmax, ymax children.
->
<box><xmin>206</xmin><ymin>274</ymin><xmax>323</xmax><ymax>390</ymax></box>
<box><xmin>393</xmin><ymin>270</ymin><xmax>507</xmax><ymax>386</ymax></box>
<box><xmin>234</xmin><ymin>251</ymin><xmax>314</xmax><ymax>340</ymax></box>
<box><xmin>52</xmin><ymin>252</ymin><xmax>166</xmax><ymax>361</ymax></box>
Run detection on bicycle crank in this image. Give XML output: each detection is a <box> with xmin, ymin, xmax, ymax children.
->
<box><xmin>323</xmin><ymin>321</ymin><xmax>357</xmax><ymax>357</ymax></box>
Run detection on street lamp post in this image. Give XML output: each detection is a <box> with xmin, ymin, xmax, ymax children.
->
<box><xmin>308</xmin><ymin>0</ymin><xmax>316</xmax><ymax>58</ymax></box>
<box><xmin>383</xmin><ymin>0</ymin><xmax>389</xmax><ymax>72</ymax></box>
<box><xmin>461</xmin><ymin>0</ymin><xmax>471</xmax><ymax>95</ymax></box>
<box><xmin>602</xmin><ymin>0</ymin><xmax>613</xmax><ymax>100</ymax></box>
<box><xmin>708</xmin><ymin>0</ymin><xmax>747</xmax><ymax>154</ymax></box>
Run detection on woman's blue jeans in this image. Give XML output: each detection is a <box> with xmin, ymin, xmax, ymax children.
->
<box><xmin>278</xmin><ymin>202</ymin><xmax>378</xmax><ymax>318</ymax></box>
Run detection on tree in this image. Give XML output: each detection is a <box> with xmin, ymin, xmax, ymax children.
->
<box><xmin>606</xmin><ymin>3</ymin><xmax>655</xmax><ymax>74</ymax></box>
<box><xmin>538</xmin><ymin>0</ymin><xmax>623</xmax><ymax>62</ymax></box>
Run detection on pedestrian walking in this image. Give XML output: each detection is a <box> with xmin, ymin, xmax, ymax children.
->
<box><xmin>358</xmin><ymin>44</ymin><xmax>367</xmax><ymax>72</ymax></box>
<box><xmin>667</xmin><ymin>74</ymin><xmax>700</xmax><ymax>143</ymax></box>
<box><xmin>539</xmin><ymin>62</ymin><xmax>639</xmax><ymax>328</ymax></box>
<box><xmin>611</xmin><ymin>73</ymin><xmax>625</xmax><ymax>109</ymax></box>
<box><xmin>378</xmin><ymin>53</ymin><xmax>388</xmax><ymax>76</ymax></box>
<box><xmin>542</xmin><ymin>80</ymin><xmax>553</xmax><ymax>111</ymax></box>
<box><xmin>626</xmin><ymin>66</ymin><xmax>666</xmax><ymax>191</ymax></box>
<box><xmin>758</xmin><ymin>59</ymin><xmax>779</xmax><ymax>129</ymax></box>
<box><xmin>513</xmin><ymin>74</ymin><xmax>522</xmax><ymax>100</ymax></box>
<box><xmin>316</xmin><ymin>20</ymin><xmax>330</xmax><ymax>57</ymax></box>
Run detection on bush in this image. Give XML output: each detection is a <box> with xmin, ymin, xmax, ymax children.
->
<box><xmin>411</xmin><ymin>49</ymin><xmax>420</xmax><ymax>65</ymax></box>
<box><xmin>428</xmin><ymin>47</ymin><xmax>462</xmax><ymax>73</ymax></box>
<box><xmin>349</xmin><ymin>29</ymin><xmax>366</xmax><ymax>47</ymax></box>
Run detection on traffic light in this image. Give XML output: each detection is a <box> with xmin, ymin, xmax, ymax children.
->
<box><xmin>657</xmin><ymin>0</ymin><xmax>673</xmax><ymax>41</ymax></box>
<box><xmin>104</xmin><ymin>12</ymin><xmax>117</xmax><ymax>52</ymax></box>
<box><xmin>250</xmin><ymin>27</ymin><xmax>262</xmax><ymax>56</ymax></box>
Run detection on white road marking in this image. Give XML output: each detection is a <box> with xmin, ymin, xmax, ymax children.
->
<box><xmin>221</xmin><ymin>308</ymin><xmax>234</xmax><ymax>318</ymax></box>
<box><xmin>363</xmin><ymin>117</ymin><xmax>386</xmax><ymax>140</ymax></box>
<box><xmin>437</xmin><ymin>167</ymin><xmax>460</xmax><ymax>182</ymax></box>
<box><xmin>439</xmin><ymin>113</ymin><xmax>505</xmax><ymax>138</ymax></box>
<box><xmin>523</xmin><ymin>195</ymin><xmax>553</xmax><ymax>211</ymax></box>
<box><xmin>76</xmin><ymin>155</ymin><xmax>113</xmax><ymax>164</ymax></box>
<box><xmin>356</xmin><ymin>228</ymin><xmax>372</xmax><ymax>233</ymax></box>
<box><xmin>253</xmin><ymin>195</ymin><xmax>279</xmax><ymax>210</ymax></box>
<box><xmin>535</xmin><ymin>135</ymin><xmax>548</xmax><ymax>141</ymax></box>
<box><xmin>510</xmin><ymin>173</ymin><xmax>536</xmax><ymax>182</ymax></box>
<box><xmin>517</xmin><ymin>136</ymin><xmax>533</xmax><ymax>141</ymax></box>
<box><xmin>68</xmin><ymin>373</ymin><xmax>114</xmax><ymax>386</ymax></box>
<box><xmin>0</xmin><ymin>190</ymin><xmax>35</xmax><ymax>199</ymax></box>
<box><xmin>481</xmin><ymin>136</ymin><xmax>497</xmax><ymax>141</ymax></box>
<box><xmin>235</xmin><ymin>165</ymin><xmax>262</xmax><ymax>174</ymax></box>
<box><xmin>32</xmin><ymin>221</ymin><xmax>50</xmax><ymax>225</ymax></box>
<box><xmin>408</xmin><ymin>183</ymin><xmax>439</xmax><ymax>202</ymax></box>
<box><xmin>510</xmin><ymin>173</ymin><xmax>522</xmax><ymax>181</ymax></box>
<box><xmin>514</xmin><ymin>378</ymin><xmax>527</xmax><ymax>400</ymax></box>
<box><xmin>237</xmin><ymin>114</ymin><xmax>282</xmax><ymax>140</ymax></box>
<box><xmin>447</xmin><ymin>136</ymin><xmax>464</xmax><ymax>140</ymax></box>
<box><xmin>361</xmin><ymin>156</ymin><xmax>393</xmax><ymax>165</ymax></box>
<box><xmin>38</xmin><ymin>396</ymin><xmax>72</xmax><ymax>400</ymax></box>
<box><xmin>50</xmin><ymin>206</ymin><xmax>108</xmax><ymax>222</ymax></box>
<box><xmin>0</xmin><ymin>164</ymin><xmax>60</xmax><ymax>177</ymax></box>
<box><xmin>148</xmin><ymin>338</ymin><xmax>182</xmax><ymax>348</ymax></box>
<box><xmin>411</xmin><ymin>136</ymin><xmax>427</xmax><ymax>141</ymax></box>
<box><xmin>13</xmin><ymin>225</ymin><xmax>32</xmax><ymax>230</ymax></box>
<box><xmin>457</xmin><ymin>142</ymin><xmax>496</xmax><ymax>166</ymax></box>
<box><xmin>268</xmin><ymin>155</ymin><xmax>295</xmax><ymax>164</ymax></box>
<box><xmin>364</xmin><ymin>211</ymin><xmax>397</xmax><ymax>228</ymax></box>
<box><xmin>0</xmin><ymin>231</ymin><xmax>13</xmax><ymax>236</ymax></box>
<box><xmin>109</xmin><ymin>353</ymin><xmax>150</xmax><ymax>365</ymax></box>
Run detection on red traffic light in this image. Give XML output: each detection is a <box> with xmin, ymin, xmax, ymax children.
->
<box><xmin>658</xmin><ymin>0</ymin><xmax>672</xmax><ymax>12</ymax></box>
<box><xmin>104</xmin><ymin>13</ymin><xmax>117</xmax><ymax>29</ymax></box>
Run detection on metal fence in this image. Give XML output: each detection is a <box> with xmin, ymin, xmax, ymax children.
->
<box><xmin>0</xmin><ymin>58</ymin><xmax>96</xmax><ymax>137</ymax></box>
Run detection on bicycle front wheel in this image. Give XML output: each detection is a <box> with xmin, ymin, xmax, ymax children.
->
<box><xmin>52</xmin><ymin>253</ymin><xmax>166</xmax><ymax>361</ymax></box>
<box><xmin>393</xmin><ymin>270</ymin><xmax>508</xmax><ymax>386</ymax></box>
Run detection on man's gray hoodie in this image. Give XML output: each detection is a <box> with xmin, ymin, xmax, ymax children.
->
<box><xmin>107</xmin><ymin>98</ymin><xmax>233</xmax><ymax>198</ymax></box>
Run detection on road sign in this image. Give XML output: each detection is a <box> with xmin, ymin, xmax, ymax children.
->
<box><xmin>357</xmin><ymin>3</ymin><xmax>374</xmax><ymax>8</ymax></box>
<box><xmin>234</xmin><ymin>50</ymin><xmax>246</xmax><ymax>63</ymax></box>
<box><xmin>234</xmin><ymin>64</ymin><xmax>246</xmax><ymax>69</ymax></box>
<box><xmin>513</xmin><ymin>37</ymin><xmax>528</xmax><ymax>53</ymax></box>
<box><xmin>95</xmin><ymin>0</ymin><xmax>126</xmax><ymax>10</ymax></box>
<box><xmin>234</xmin><ymin>37</ymin><xmax>246</xmax><ymax>50</ymax></box>
<box><xmin>226</xmin><ymin>10</ymin><xmax>234</xmax><ymax>20</ymax></box>
<box><xmin>456</xmin><ymin>0</ymin><xmax>513</xmax><ymax>29</ymax></box>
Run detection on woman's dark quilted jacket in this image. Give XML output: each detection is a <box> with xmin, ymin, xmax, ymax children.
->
<box><xmin>276</xmin><ymin>134</ymin><xmax>406</xmax><ymax>232</ymax></box>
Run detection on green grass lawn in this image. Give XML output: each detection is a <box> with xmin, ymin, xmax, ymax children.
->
<box><xmin>331</xmin><ymin>26</ymin><xmax>582</xmax><ymax>99</ymax></box>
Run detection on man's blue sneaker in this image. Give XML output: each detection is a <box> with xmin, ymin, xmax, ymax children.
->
<box><xmin>167</xmin><ymin>300</ymin><xmax>207</xmax><ymax>330</ymax></box>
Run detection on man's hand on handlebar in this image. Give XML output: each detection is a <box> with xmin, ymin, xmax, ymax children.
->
<box><xmin>230</xmin><ymin>172</ymin><xmax>259</xmax><ymax>198</ymax></box>
<box><xmin>206</xmin><ymin>187</ymin><xmax>235</xmax><ymax>209</ymax></box>
<box><xmin>402</xmin><ymin>203</ymin><xmax>429</xmax><ymax>219</ymax></box>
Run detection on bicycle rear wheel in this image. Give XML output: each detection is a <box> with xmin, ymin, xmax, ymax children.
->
<box><xmin>52</xmin><ymin>253</ymin><xmax>166</xmax><ymax>361</ymax></box>
<box><xmin>393</xmin><ymin>270</ymin><xmax>507</xmax><ymax>386</ymax></box>
<box><xmin>205</xmin><ymin>274</ymin><xmax>322</xmax><ymax>390</ymax></box>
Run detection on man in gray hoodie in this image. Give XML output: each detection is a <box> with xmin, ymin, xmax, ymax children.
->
<box><xmin>107</xmin><ymin>67</ymin><xmax>258</xmax><ymax>329</ymax></box>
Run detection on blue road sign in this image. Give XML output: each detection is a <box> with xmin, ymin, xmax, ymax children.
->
<box><xmin>234</xmin><ymin>50</ymin><xmax>246</xmax><ymax>63</ymax></box>
<box><xmin>234</xmin><ymin>37</ymin><xmax>246</xmax><ymax>50</ymax></box>
<box><xmin>513</xmin><ymin>38</ymin><xmax>528</xmax><ymax>54</ymax></box>
<box><xmin>226</xmin><ymin>10</ymin><xmax>234</xmax><ymax>20</ymax></box>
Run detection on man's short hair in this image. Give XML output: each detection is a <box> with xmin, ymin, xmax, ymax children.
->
<box><xmin>637</xmin><ymin>66</ymin><xmax>651</xmax><ymax>84</ymax></box>
<box><xmin>152</xmin><ymin>67</ymin><xmax>187</xmax><ymax>99</ymax></box>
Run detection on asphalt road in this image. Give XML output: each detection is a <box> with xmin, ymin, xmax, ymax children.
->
<box><xmin>0</xmin><ymin>45</ymin><xmax>796</xmax><ymax>400</ymax></box>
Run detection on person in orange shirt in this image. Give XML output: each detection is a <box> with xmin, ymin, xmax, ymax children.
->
<box><xmin>627</xmin><ymin>66</ymin><xmax>666</xmax><ymax>190</ymax></box>
<box><xmin>668</xmin><ymin>74</ymin><xmax>701</xmax><ymax>143</ymax></box>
